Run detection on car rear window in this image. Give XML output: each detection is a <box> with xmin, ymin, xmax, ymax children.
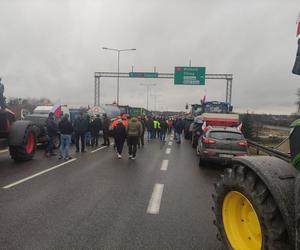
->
<box><xmin>209</xmin><ymin>131</ymin><xmax>243</xmax><ymax>140</ymax></box>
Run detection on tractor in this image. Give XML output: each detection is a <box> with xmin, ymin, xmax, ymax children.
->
<box><xmin>0</xmin><ymin>79</ymin><xmax>37</xmax><ymax>161</ymax></box>
<box><xmin>212</xmin><ymin>22</ymin><xmax>300</xmax><ymax>249</ymax></box>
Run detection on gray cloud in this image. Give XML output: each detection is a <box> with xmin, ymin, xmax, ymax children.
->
<box><xmin>1</xmin><ymin>0</ymin><xmax>299</xmax><ymax>114</ymax></box>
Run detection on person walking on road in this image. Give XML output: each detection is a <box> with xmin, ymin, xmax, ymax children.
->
<box><xmin>74</xmin><ymin>112</ymin><xmax>88</xmax><ymax>152</ymax></box>
<box><xmin>160</xmin><ymin>118</ymin><xmax>168</xmax><ymax>142</ymax></box>
<box><xmin>146</xmin><ymin>116</ymin><xmax>154</xmax><ymax>140</ymax></box>
<box><xmin>58</xmin><ymin>113</ymin><xmax>73</xmax><ymax>160</ymax></box>
<box><xmin>102</xmin><ymin>114</ymin><xmax>111</xmax><ymax>146</ymax></box>
<box><xmin>113</xmin><ymin>119</ymin><xmax>127</xmax><ymax>159</ymax></box>
<box><xmin>153</xmin><ymin>118</ymin><xmax>160</xmax><ymax>139</ymax></box>
<box><xmin>138</xmin><ymin>115</ymin><xmax>146</xmax><ymax>148</ymax></box>
<box><xmin>174</xmin><ymin>118</ymin><xmax>184</xmax><ymax>144</ymax></box>
<box><xmin>45</xmin><ymin>112</ymin><xmax>58</xmax><ymax>157</ymax></box>
<box><xmin>126</xmin><ymin>116</ymin><xmax>142</xmax><ymax>159</ymax></box>
<box><xmin>90</xmin><ymin>114</ymin><xmax>102</xmax><ymax>147</ymax></box>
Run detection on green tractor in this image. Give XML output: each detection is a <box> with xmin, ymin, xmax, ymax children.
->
<box><xmin>0</xmin><ymin>79</ymin><xmax>37</xmax><ymax>161</ymax></box>
<box><xmin>212</xmin><ymin>34</ymin><xmax>300</xmax><ymax>248</ymax></box>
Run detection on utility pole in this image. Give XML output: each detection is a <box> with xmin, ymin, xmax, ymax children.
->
<box><xmin>151</xmin><ymin>93</ymin><xmax>161</xmax><ymax>111</ymax></box>
<box><xmin>140</xmin><ymin>83</ymin><xmax>156</xmax><ymax>110</ymax></box>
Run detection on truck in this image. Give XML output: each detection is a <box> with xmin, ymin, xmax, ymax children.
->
<box><xmin>212</xmin><ymin>17</ymin><xmax>300</xmax><ymax>250</ymax></box>
<box><xmin>0</xmin><ymin>79</ymin><xmax>38</xmax><ymax>161</ymax></box>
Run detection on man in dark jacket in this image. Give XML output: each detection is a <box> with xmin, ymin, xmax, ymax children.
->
<box><xmin>45</xmin><ymin>112</ymin><xmax>58</xmax><ymax>157</ymax></box>
<box><xmin>126</xmin><ymin>116</ymin><xmax>142</xmax><ymax>159</ymax></box>
<box><xmin>113</xmin><ymin>119</ymin><xmax>127</xmax><ymax>159</ymax></box>
<box><xmin>146</xmin><ymin>116</ymin><xmax>154</xmax><ymax>140</ymax></box>
<box><xmin>174</xmin><ymin>118</ymin><xmax>184</xmax><ymax>144</ymax></box>
<box><xmin>90</xmin><ymin>114</ymin><xmax>102</xmax><ymax>147</ymax></box>
<box><xmin>58</xmin><ymin>113</ymin><xmax>73</xmax><ymax>160</ymax></box>
<box><xmin>102</xmin><ymin>114</ymin><xmax>110</xmax><ymax>146</ymax></box>
<box><xmin>73</xmin><ymin>112</ymin><xmax>88</xmax><ymax>152</ymax></box>
<box><xmin>138</xmin><ymin>116</ymin><xmax>146</xmax><ymax>148</ymax></box>
<box><xmin>160</xmin><ymin>118</ymin><xmax>168</xmax><ymax>142</ymax></box>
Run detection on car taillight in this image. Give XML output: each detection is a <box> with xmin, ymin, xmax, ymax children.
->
<box><xmin>238</xmin><ymin>140</ymin><xmax>248</xmax><ymax>146</ymax></box>
<box><xmin>202</xmin><ymin>137</ymin><xmax>216</xmax><ymax>144</ymax></box>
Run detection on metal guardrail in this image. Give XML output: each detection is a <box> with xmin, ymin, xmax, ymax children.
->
<box><xmin>247</xmin><ymin>140</ymin><xmax>292</xmax><ymax>162</ymax></box>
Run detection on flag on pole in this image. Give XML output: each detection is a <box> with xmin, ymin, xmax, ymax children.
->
<box><xmin>297</xmin><ymin>12</ymin><xmax>300</xmax><ymax>37</ymax></box>
<box><xmin>237</xmin><ymin>122</ymin><xmax>243</xmax><ymax>131</ymax></box>
<box><xmin>51</xmin><ymin>100</ymin><xmax>62</xmax><ymax>118</ymax></box>
<box><xmin>201</xmin><ymin>88</ymin><xmax>207</xmax><ymax>104</ymax></box>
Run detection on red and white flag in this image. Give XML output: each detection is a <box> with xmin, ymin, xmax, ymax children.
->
<box><xmin>297</xmin><ymin>12</ymin><xmax>300</xmax><ymax>37</ymax></box>
<box><xmin>237</xmin><ymin>122</ymin><xmax>243</xmax><ymax>131</ymax></box>
<box><xmin>51</xmin><ymin>100</ymin><xmax>62</xmax><ymax>118</ymax></box>
<box><xmin>202</xmin><ymin>121</ymin><xmax>207</xmax><ymax>131</ymax></box>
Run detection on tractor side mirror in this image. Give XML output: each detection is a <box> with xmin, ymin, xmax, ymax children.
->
<box><xmin>292</xmin><ymin>39</ymin><xmax>300</xmax><ymax>75</ymax></box>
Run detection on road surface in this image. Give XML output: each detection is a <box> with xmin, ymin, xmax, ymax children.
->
<box><xmin>0</xmin><ymin>134</ymin><xmax>223</xmax><ymax>250</ymax></box>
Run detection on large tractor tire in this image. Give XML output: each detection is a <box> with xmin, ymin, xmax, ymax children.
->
<box><xmin>9</xmin><ymin>125</ymin><xmax>36</xmax><ymax>161</ymax></box>
<box><xmin>213</xmin><ymin>156</ymin><xmax>297</xmax><ymax>250</ymax></box>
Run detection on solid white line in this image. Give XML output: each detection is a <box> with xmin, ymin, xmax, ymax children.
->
<box><xmin>166</xmin><ymin>148</ymin><xmax>171</xmax><ymax>154</ymax></box>
<box><xmin>0</xmin><ymin>149</ymin><xmax>8</xmax><ymax>153</ymax></box>
<box><xmin>168</xmin><ymin>141</ymin><xmax>173</xmax><ymax>146</ymax></box>
<box><xmin>91</xmin><ymin>146</ymin><xmax>107</xmax><ymax>153</ymax></box>
<box><xmin>161</xmin><ymin>160</ymin><xmax>169</xmax><ymax>171</ymax></box>
<box><xmin>3</xmin><ymin>158</ymin><xmax>77</xmax><ymax>189</ymax></box>
<box><xmin>147</xmin><ymin>184</ymin><xmax>164</xmax><ymax>214</ymax></box>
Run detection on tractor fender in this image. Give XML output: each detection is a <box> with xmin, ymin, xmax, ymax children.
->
<box><xmin>8</xmin><ymin>120</ymin><xmax>39</xmax><ymax>146</ymax></box>
<box><xmin>232</xmin><ymin>156</ymin><xmax>298</xmax><ymax>243</ymax></box>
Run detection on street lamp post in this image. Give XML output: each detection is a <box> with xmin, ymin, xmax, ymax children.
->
<box><xmin>140</xmin><ymin>83</ymin><xmax>156</xmax><ymax>110</ymax></box>
<box><xmin>102</xmin><ymin>47</ymin><xmax>136</xmax><ymax>105</ymax></box>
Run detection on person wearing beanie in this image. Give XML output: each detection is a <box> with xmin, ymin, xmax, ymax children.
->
<box><xmin>113</xmin><ymin>119</ymin><xmax>127</xmax><ymax>159</ymax></box>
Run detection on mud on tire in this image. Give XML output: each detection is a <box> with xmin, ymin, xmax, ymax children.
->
<box><xmin>10</xmin><ymin>125</ymin><xmax>36</xmax><ymax>161</ymax></box>
<box><xmin>212</xmin><ymin>165</ymin><xmax>291</xmax><ymax>250</ymax></box>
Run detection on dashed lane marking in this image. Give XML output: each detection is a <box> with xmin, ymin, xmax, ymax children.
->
<box><xmin>147</xmin><ymin>184</ymin><xmax>164</xmax><ymax>214</ymax></box>
<box><xmin>168</xmin><ymin>141</ymin><xmax>173</xmax><ymax>146</ymax></box>
<box><xmin>161</xmin><ymin>160</ymin><xmax>169</xmax><ymax>171</ymax></box>
<box><xmin>0</xmin><ymin>149</ymin><xmax>8</xmax><ymax>153</ymax></box>
<box><xmin>91</xmin><ymin>146</ymin><xmax>107</xmax><ymax>153</ymax></box>
<box><xmin>165</xmin><ymin>148</ymin><xmax>171</xmax><ymax>154</ymax></box>
<box><xmin>2</xmin><ymin>158</ymin><xmax>77</xmax><ymax>189</ymax></box>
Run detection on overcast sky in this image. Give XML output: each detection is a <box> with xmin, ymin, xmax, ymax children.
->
<box><xmin>0</xmin><ymin>0</ymin><xmax>299</xmax><ymax>114</ymax></box>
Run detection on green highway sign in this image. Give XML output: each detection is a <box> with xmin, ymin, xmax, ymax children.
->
<box><xmin>174</xmin><ymin>67</ymin><xmax>206</xmax><ymax>85</ymax></box>
<box><xmin>129</xmin><ymin>72</ymin><xmax>158</xmax><ymax>78</ymax></box>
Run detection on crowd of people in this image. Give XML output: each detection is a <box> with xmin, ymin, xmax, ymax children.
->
<box><xmin>45</xmin><ymin>112</ymin><xmax>186</xmax><ymax>160</ymax></box>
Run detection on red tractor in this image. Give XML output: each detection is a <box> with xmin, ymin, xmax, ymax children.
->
<box><xmin>0</xmin><ymin>79</ymin><xmax>37</xmax><ymax>161</ymax></box>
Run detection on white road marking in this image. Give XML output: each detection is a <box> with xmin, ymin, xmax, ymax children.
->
<box><xmin>3</xmin><ymin>158</ymin><xmax>77</xmax><ymax>189</ymax></box>
<box><xmin>161</xmin><ymin>160</ymin><xmax>169</xmax><ymax>171</ymax></box>
<box><xmin>165</xmin><ymin>148</ymin><xmax>171</xmax><ymax>154</ymax></box>
<box><xmin>147</xmin><ymin>184</ymin><xmax>164</xmax><ymax>214</ymax></box>
<box><xmin>168</xmin><ymin>141</ymin><xmax>173</xmax><ymax>146</ymax></box>
<box><xmin>169</xmin><ymin>137</ymin><xmax>173</xmax><ymax>141</ymax></box>
<box><xmin>91</xmin><ymin>146</ymin><xmax>107</xmax><ymax>153</ymax></box>
<box><xmin>0</xmin><ymin>149</ymin><xmax>8</xmax><ymax>153</ymax></box>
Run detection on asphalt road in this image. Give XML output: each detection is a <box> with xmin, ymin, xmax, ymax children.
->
<box><xmin>0</xmin><ymin>134</ymin><xmax>224</xmax><ymax>250</ymax></box>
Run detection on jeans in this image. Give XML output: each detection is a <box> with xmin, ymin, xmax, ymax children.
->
<box><xmin>147</xmin><ymin>130</ymin><xmax>153</xmax><ymax>140</ymax></box>
<box><xmin>46</xmin><ymin>136</ymin><xmax>54</xmax><ymax>154</ymax></box>
<box><xmin>85</xmin><ymin>131</ymin><xmax>91</xmax><ymax>145</ymax></box>
<box><xmin>115</xmin><ymin>138</ymin><xmax>125</xmax><ymax>155</ymax></box>
<box><xmin>60</xmin><ymin>134</ymin><xmax>71</xmax><ymax>158</ymax></box>
<box><xmin>127</xmin><ymin>136</ymin><xmax>139</xmax><ymax>157</ymax></box>
<box><xmin>75</xmin><ymin>133</ymin><xmax>85</xmax><ymax>152</ymax></box>
<box><xmin>175</xmin><ymin>132</ymin><xmax>182</xmax><ymax>143</ymax></box>
<box><xmin>160</xmin><ymin>130</ymin><xmax>166</xmax><ymax>141</ymax></box>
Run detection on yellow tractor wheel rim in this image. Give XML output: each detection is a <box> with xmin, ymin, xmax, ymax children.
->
<box><xmin>222</xmin><ymin>191</ymin><xmax>262</xmax><ymax>250</ymax></box>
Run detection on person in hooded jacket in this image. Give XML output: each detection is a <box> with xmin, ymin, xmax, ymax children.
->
<box><xmin>113</xmin><ymin>119</ymin><xmax>127</xmax><ymax>159</ymax></box>
<box><xmin>90</xmin><ymin>114</ymin><xmax>102</xmax><ymax>147</ymax></box>
<box><xmin>58</xmin><ymin>113</ymin><xmax>73</xmax><ymax>160</ymax></box>
<box><xmin>102</xmin><ymin>113</ymin><xmax>110</xmax><ymax>146</ymax></box>
<box><xmin>45</xmin><ymin>112</ymin><xmax>58</xmax><ymax>157</ymax></box>
<box><xmin>74</xmin><ymin>112</ymin><xmax>88</xmax><ymax>152</ymax></box>
<box><xmin>126</xmin><ymin>116</ymin><xmax>142</xmax><ymax>159</ymax></box>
